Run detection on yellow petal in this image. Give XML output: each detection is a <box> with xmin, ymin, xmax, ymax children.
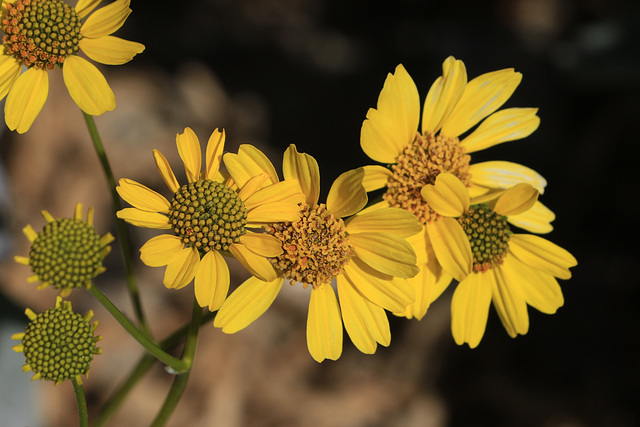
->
<box><xmin>421</xmin><ymin>172</ymin><xmax>469</xmax><ymax>217</ymax></box>
<box><xmin>214</xmin><ymin>276</ymin><xmax>284</xmax><ymax>333</ymax></box>
<box><xmin>283</xmin><ymin>144</ymin><xmax>321</xmax><ymax>207</ymax></box>
<box><xmin>194</xmin><ymin>250</ymin><xmax>230</xmax><ymax>311</ymax></box>
<box><xmin>116</xmin><ymin>208</ymin><xmax>170</xmax><ymax>229</ymax></box>
<box><xmin>398</xmin><ymin>266</ymin><xmax>452</xmax><ymax>320</ymax></box>
<box><xmin>245</xmin><ymin>202</ymin><xmax>303</xmax><ymax>226</ymax></box>
<box><xmin>163</xmin><ymin>247</ymin><xmax>199</xmax><ymax>289</ymax></box>
<box><xmin>237</xmin><ymin>173</ymin><xmax>270</xmax><ymax>201</ymax></box>
<box><xmin>228</xmin><ymin>243</ymin><xmax>276</xmax><ymax>282</ymax></box>
<box><xmin>81</xmin><ymin>0</ymin><xmax>131</xmax><ymax>39</ymax></box>
<box><xmin>441</xmin><ymin>68</ymin><xmax>522</xmax><ymax>138</ymax></box>
<box><xmin>422</xmin><ymin>56</ymin><xmax>467</xmax><ymax>134</ymax></box>
<box><xmin>469</xmin><ymin>161</ymin><xmax>547</xmax><ymax>194</ymax></box>
<box><xmin>346</xmin><ymin>207</ymin><xmax>421</xmax><ymax>237</ymax></box>
<box><xmin>22</xmin><ymin>224</ymin><xmax>37</xmax><ymax>242</ymax></box>
<box><xmin>362</xmin><ymin>165</ymin><xmax>392</xmax><ymax>192</ymax></box>
<box><xmin>176</xmin><ymin>127</ymin><xmax>202</xmax><ymax>183</ymax></box>
<box><xmin>14</xmin><ymin>255</ymin><xmax>30</xmax><ymax>266</ymax></box>
<box><xmin>243</xmin><ymin>179</ymin><xmax>303</xmax><ymax>212</ymax></box>
<box><xmin>75</xmin><ymin>0</ymin><xmax>102</xmax><ymax>19</ymax></box>
<box><xmin>5</xmin><ymin>67</ymin><xmax>48</xmax><ymax>133</ymax></box>
<box><xmin>492</xmin><ymin>183</ymin><xmax>538</xmax><ymax>216</ymax></box>
<box><xmin>152</xmin><ymin>149</ymin><xmax>180</xmax><ymax>194</ymax></box>
<box><xmin>337</xmin><ymin>275</ymin><xmax>390</xmax><ymax>354</ymax></box>
<box><xmin>62</xmin><ymin>55</ymin><xmax>115</xmax><ymax>115</ymax></box>
<box><xmin>79</xmin><ymin>36</ymin><xmax>144</xmax><ymax>65</ymax></box>
<box><xmin>505</xmin><ymin>255</ymin><xmax>564</xmax><ymax>314</ymax></box>
<box><xmin>360</xmin><ymin>64</ymin><xmax>419</xmax><ymax>163</ymax></box>
<box><xmin>343</xmin><ymin>258</ymin><xmax>414</xmax><ymax>313</ymax></box>
<box><xmin>451</xmin><ymin>272</ymin><xmax>492</xmax><ymax>348</ymax></box>
<box><xmin>508</xmin><ymin>234</ymin><xmax>577</xmax><ymax>280</ymax></box>
<box><xmin>425</xmin><ymin>217</ymin><xmax>472</xmax><ymax>282</ymax></box>
<box><xmin>239</xmin><ymin>233</ymin><xmax>283</xmax><ymax>257</ymax></box>
<box><xmin>237</xmin><ymin>144</ymin><xmax>279</xmax><ymax>183</ymax></box>
<box><xmin>116</xmin><ymin>178</ymin><xmax>170</xmax><ymax>212</ymax></box>
<box><xmin>0</xmin><ymin>54</ymin><xmax>22</xmax><ymax>100</ymax></box>
<box><xmin>508</xmin><ymin>201</ymin><xmax>555</xmax><ymax>234</ymax></box>
<box><xmin>307</xmin><ymin>284</ymin><xmax>343</xmax><ymax>362</ymax></box>
<box><xmin>490</xmin><ymin>260</ymin><xmax>529</xmax><ymax>338</ymax></box>
<box><xmin>326</xmin><ymin>168</ymin><xmax>367</xmax><ymax>218</ymax></box>
<box><xmin>140</xmin><ymin>234</ymin><xmax>183</xmax><ymax>267</ymax></box>
<box><xmin>460</xmin><ymin>108</ymin><xmax>540</xmax><ymax>153</ymax></box>
<box><xmin>205</xmin><ymin>128</ymin><xmax>226</xmax><ymax>181</ymax></box>
<box><xmin>349</xmin><ymin>232</ymin><xmax>419</xmax><ymax>278</ymax></box>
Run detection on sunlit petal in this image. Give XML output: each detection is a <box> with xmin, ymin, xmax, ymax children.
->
<box><xmin>194</xmin><ymin>251</ymin><xmax>230</xmax><ymax>311</ymax></box>
<box><xmin>421</xmin><ymin>172</ymin><xmax>469</xmax><ymax>217</ymax></box>
<box><xmin>62</xmin><ymin>55</ymin><xmax>114</xmax><ymax>115</ymax></box>
<box><xmin>492</xmin><ymin>183</ymin><xmax>538</xmax><ymax>216</ymax></box>
<box><xmin>470</xmin><ymin>161</ymin><xmax>547</xmax><ymax>194</ymax></box>
<box><xmin>508</xmin><ymin>201</ymin><xmax>555</xmax><ymax>234</ymax></box>
<box><xmin>460</xmin><ymin>108</ymin><xmax>539</xmax><ymax>153</ymax></box>
<box><xmin>239</xmin><ymin>233</ymin><xmax>283</xmax><ymax>257</ymax></box>
<box><xmin>79</xmin><ymin>36</ymin><xmax>144</xmax><ymax>65</ymax></box>
<box><xmin>426</xmin><ymin>218</ymin><xmax>472</xmax><ymax>282</ymax></box>
<box><xmin>5</xmin><ymin>67</ymin><xmax>48</xmax><ymax>133</ymax></box>
<box><xmin>506</xmin><ymin>256</ymin><xmax>564</xmax><ymax>314</ymax></box>
<box><xmin>422</xmin><ymin>56</ymin><xmax>467</xmax><ymax>134</ymax></box>
<box><xmin>490</xmin><ymin>260</ymin><xmax>529</xmax><ymax>338</ymax></box>
<box><xmin>116</xmin><ymin>208</ymin><xmax>171</xmax><ymax>229</ymax></box>
<box><xmin>362</xmin><ymin>165</ymin><xmax>392</xmax><ymax>192</ymax></box>
<box><xmin>152</xmin><ymin>149</ymin><xmax>180</xmax><ymax>194</ymax></box>
<box><xmin>81</xmin><ymin>0</ymin><xmax>131</xmax><ymax>39</ymax></box>
<box><xmin>163</xmin><ymin>246</ymin><xmax>199</xmax><ymax>290</ymax></box>
<box><xmin>451</xmin><ymin>272</ymin><xmax>492</xmax><ymax>348</ymax></box>
<box><xmin>283</xmin><ymin>144</ymin><xmax>320</xmax><ymax>206</ymax></box>
<box><xmin>326</xmin><ymin>168</ymin><xmax>367</xmax><ymax>218</ymax></box>
<box><xmin>116</xmin><ymin>178</ymin><xmax>170</xmax><ymax>212</ymax></box>
<box><xmin>349</xmin><ymin>232</ymin><xmax>419</xmax><ymax>278</ymax></box>
<box><xmin>509</xmin><ymin>234</ymin><xmax>577</xmax><ymax>280</ymax></box>
<box><xmin>176</xmin><ymin>127</ymin><xmax>201</xmax><ymax>183</ymax></box>
<box><xmin>229</xmin><ymin>243</ymin><xmax>277</xmax><ymax>282</ymax></box>
<box><xmin>0</xmin><ymin>54</ymin><xmax>22</xmax><ymax>100</ymax></box>
<box><xmin>345</xmin><ymin>207</ymin><xmax>422</xmax><ymax>237</ymax></box>
<box><xmin>307</xmin><ymin>284</ymin><xmax>343</xmax><ymax>362</ymax></box>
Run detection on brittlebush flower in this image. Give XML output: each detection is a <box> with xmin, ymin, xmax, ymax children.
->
<box><xmin>421</xmin><ymin>173</ymin><xmax>577</xmax><ymax>347</ymax></box>
<box><xmin>12</xmin><ymin>296</ymin><xmax>101</xmax><ymax>385</ymax></box>
<box><xmin>0</xmin><ymin>0</ymin><xmax>145</xmax><ymax>133</ymax></box>
<box><xmin>116</xmin><ymin>128</ymin><xmax>304</xmax><ymax>311</ymax></box>
<box><xmin>14</xmin><ymin>202</ymin><xmax>114</xmax><ymax>296</ymax></box>
<box><xmin>360</xmin><ymin>56</ymin><xmax>555</xmax><ymax>320</ymax></box>
<box><xmin>215</xmin><ymin>144</ymin><xmax>421</xmax><ymax>362</ymax></box>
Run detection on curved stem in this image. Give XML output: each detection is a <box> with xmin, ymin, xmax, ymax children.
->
<box><xmin>91</xmin><ymin>311</ymin><xmax>216</xmax><ymax>427</ymax></box>
<box><xmin>151</xmin><ymin>298</ymin><xmax>203</xmax><ymax>427</ymax></box>
<box><xmin>82</xmin><ymin>112</ymin><xmax>150</xmax><ymax>336</ymax></box>
<box><xmin>72</xmin><ymin>377</ymin><xmax>89</xmax><ymax>427</ymax></box>
<box><xmin>88</xmin><ymin>284</ymin><xmax>190</xmax><ymax>373</ymax></box>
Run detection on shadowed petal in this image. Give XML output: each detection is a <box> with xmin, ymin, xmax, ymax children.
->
<box><xmin>422</xmin><ymin>56</ymin><xmax>467</xmax><ymax>134</ymax></box>
<box><xmin>194</xmin><ymin>251</ymin><xmax>230</xmax><ymax>311</ymax></box>
<box><xmin>0</xmin><ymin>54</ymin><xmax>22</xmax><ymax>100</ymax></box>
<box><xmin>163</xmin><ymin>246</ymin><xmax>199</xmax><ymax>289</ymax></box>
<box><xmin>362</xmin><ymin>165</ymin><xmax>393</xmax><ymax>192</ymax></box>
<box><xmin>421</xmin><ymin>172</ymin><xmax>469</xmax><ymax>217</ymax></box>
<box><xmin>426</xmin><ymin>217</ymin><xmax>472</xmax><ymax>282</ymax></box>
<box><xmin>229</xmin><ymin>243</ymin><xmax>277</xmax><ymax>282</ymax></box>
<box><xmin>349</xmin><ymin>232</ymin><xmax>419</xmax><ymax>278</ymax></box>
<box><xmin>81</xmin><ymin>0</ymin><xmax>131</xmax><ymax>39</ymax></box>
<box><xmin>506</xmin><ymin>256</ymin><xmax>564</xmax><ymax>314</ymax></box>
<box><xmin>508</xmin><ymin>201</ymin><xmax>555</xmax><ymax>234</ymax></box>
<box><xmin>239</xmin><ymin>233</ymin><xmax>283</xmax><ymax>257</ymax></box>
<box><xmin>492</xmin><ymin>183</ymin><xmax>538</xmax><ymax>216</ymax></box>
<box><xmin>326</xmin><ymin>168</ymin><xmax>367</xmax><ymax>218</ymax></box>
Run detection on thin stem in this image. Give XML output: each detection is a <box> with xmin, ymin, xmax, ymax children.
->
<box><xmin>82</xmin><ymin>112</ymin><xmax>149</xmax><ymax>335</ymax></box>
<box><xmin>72</xmin><ymin>377</ymin><xmax>89</xmax><ymax>427</ymax></box>
<box><xmin>88</xmin><ymin>285</ymin><xmax>190</xmax><ymax>373</ymax></box>
<box><xmin>91</xmin><ymin>311</ymin><xmax>216</xmax><ymax>427</ymax></box>
<box><xmin>151</xmin><ymin>298</ymin><xmax>203</xmax><ymax>427</ymax></box>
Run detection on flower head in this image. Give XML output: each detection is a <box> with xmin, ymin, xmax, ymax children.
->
<box><xmin>360</xmin><ymin>56</ymin><xmax>556</xmax><ymax>320</ymax></box>
<box><xmin>11</xmin><ymin>296</ymin><xmax>101</xmax><ymax>384</ymax></box>
<box><xmin>422</xmin><ymin>173</ymin><xmax>577</xmax><ymax>347</ymax></box>
<box><xmin>215</xmin><ymin>144</ymin><xmax>422</xmax><ymax>362</ymax></box>
<box><xmin>0</xmin><ymin>0</ymin><xmax>145</xmax><ymax>133</ymax></box>
<box><xmin>116</xmin><ymin>128</ymin><xmax>304</xmax><ymax>311</ymax></box>
<box><xmin>15</xmin><ymin>202</ymin><xmax>114</xmax><ymax>297</ymax></box>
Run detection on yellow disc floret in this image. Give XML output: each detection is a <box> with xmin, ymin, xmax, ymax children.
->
<box><xmin>1</xmin><ymin>0</ymin><xmax>82</xmax><ymax>69</ymax></box>
<box><xmin>169</xmin><ymin>179</ymin><xmax>248</xmax><ymax>253</ymax></box>
<box><xmin>267</xmin><ymin>202</ymin><xmax>354</xmax><ymax>288</ymax></box>
<box><xmin>385</xmin><ymin>131</ymin><xmax>471</xmax><ymax>224</ymax></box>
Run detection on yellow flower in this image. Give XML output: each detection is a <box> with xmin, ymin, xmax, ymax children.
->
<box><xmin>14</xmin><ymin>202</ymin><xmax>114</xmax><ymax>297</ymax></box>
<box><xmin>12</xmin><ymin>296</ymin><xmax>101</xmax><ymax>385</ymax></box>
<box><xmin>0</xmin><ymin>0</ymin><xmax>145</xmax><ymax>133</ymax></box>
<box><xmin>214</xmin><ymin>144</ymin><xmax>422</xmax><ymax>362</ymax></box>
<box><xmin>421</xmin><ymin>173</ymin><xmax>577</xmax><ymax>347</ymax></box>
<box><xmin>116</xmin><ymin>128</ymin><xmax>304</xmax><ymax>311</ymax></box>
<box><xmin>360</xmin><ymin>56</ymin><xmax>555</xmax><ymax>320</ymax></box>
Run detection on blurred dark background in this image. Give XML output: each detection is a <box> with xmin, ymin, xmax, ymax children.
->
<box><xmin>1</xmin><ymin>0</ymin><xmax>638</xmax><ymax>426</ymax></box>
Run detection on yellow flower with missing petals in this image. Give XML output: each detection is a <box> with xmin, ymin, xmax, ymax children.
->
<box><xmin>14</xmin><ymin>202</ymin><xmax>114</xmax><ymax>297</ymax></box>
<box><xmin>215</xmin><ymin>144</ymin><xmax>422</xmax><ymax>362</ymax></box>
<box><xmin>421</xmin><ymin>173</ymin><xmax>577</xmax><ymax>348</ymax></box>
<box><xmin>12</xmin><ymin>296</ymin><xmax>101</xmax><ymax>385</ymax></box>
<box><xmin>116</xmin><ymin>128</ymin><xmax>304</xmax><ymax>311</ymax></box>
<box><xmin>0</xmin><ymin>0</ymin><xmax>145</xmax><ymax>133</ymax></box>
<box><xmin>360</xmin><ymin>56</ymin><xmax>555</xmax><ymax>320</ymax></box>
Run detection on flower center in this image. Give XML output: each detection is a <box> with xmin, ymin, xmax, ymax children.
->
<box><xmin>168</xmin><ymin>179</ymin><xmax>248</xmax><ymax>253</ymax></box>
<box><xmin>21</xmin><ymin>303</ymin><xmax>97</xmax><ymax>382</ymax></box>
<box><xmin>1</xmin><ymin>0</ymin><xmax>82</xmax><ymax>69</ymax></box>
<box><xmin>266</xmin><ymin>202</ymin><xmax>354</xmax><ymax>289</ymax></box>
<box><xmin>384</xmin><ymin>131</ymin><xmax>471</xmax><ymax>224</ymax></box>
<box><xmin>29</xmin><ymin>218</ymin><xmax>104</xmax><ymax>291</ymax></box>
<box><xmin>458</xmin><ymin>204</ymin><xmax>511</xmax><ymax>273</ymax></box>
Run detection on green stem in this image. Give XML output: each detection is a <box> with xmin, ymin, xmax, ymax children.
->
<box><xmin>88</xmin><ymin>285</ymin><xmax>190</xmax><ymax>373</ymax></box>
<box><xmin>72</xmin><ymin>377</ymin><xmax>89</xmax><ymax>427</ymax></box>
<box><xmin>151</xmin><ymin>298</ymin><xmax>203</xmax><ymax>427</ymax></box>
<box><xmin>82</xmin><ymin>112</ymin><xmax>149</xmax><ymax>336</ymax></box>
<box><xmin>91</xmin><ymin>311</ymin><xmax>216</xmax><ymax>427</ymax></box>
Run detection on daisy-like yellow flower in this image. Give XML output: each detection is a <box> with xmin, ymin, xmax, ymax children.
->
<box><xmin>214</xmin><ymin>144</ymin><xmax>422</xmax><ymax>362</ymax></box>
<box><xmin>360</xmin><ymin>56</ymin><xmax>555</xmax><ymax>320</ymax></box>
<box><xmin>12</xmin><ymin>296</ymin><xmax>101</xmax><ymax>385</ymax></box>
<box><xmin>0</xmin><ymin>0</ymin><xmax>145</xmax><ymax>133</ymax></box>
<box><xmin>421</xmin><ymin>173</ymin><xmax>577</xmax><ymax>348</ymax></box>
<box><xmin>116</xmin><ymin>128</ymin><xmax>305</xmax><ymax>311</ymax></box>
<box><xmin>14</xmin><ymin>202</ymin><xmax>114</xmax><ymax>297</ymax></box>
